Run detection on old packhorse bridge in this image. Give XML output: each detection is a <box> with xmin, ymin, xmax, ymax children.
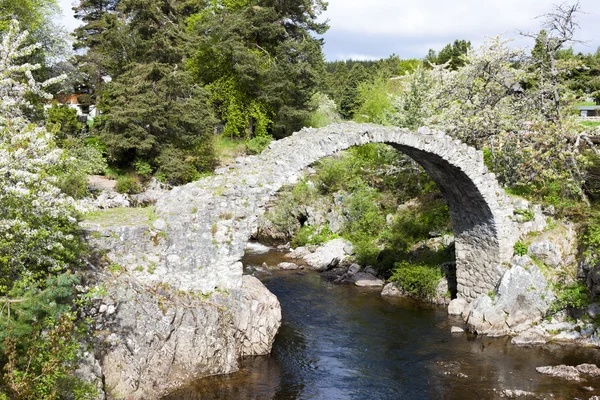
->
<box><xmin>110</xmin><ymin>123</ymin><xmax>522</xmax><ymax>300</ymax></box>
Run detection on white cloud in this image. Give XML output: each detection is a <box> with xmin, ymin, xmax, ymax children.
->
<box><xmin>320</xmin><ymin>0</ymin><xmax>600</xmax><ymax>59</ymax></box>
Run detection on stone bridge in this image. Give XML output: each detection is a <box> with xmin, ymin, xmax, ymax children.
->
<box><xmin>109</xmin><ymin>123</ymin><xmax>523</xmax><ymax>300</ymax></box>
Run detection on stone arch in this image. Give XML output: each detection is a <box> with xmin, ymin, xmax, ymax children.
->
<box><xmin>150</xmin><ymin>123</ymin><xmax>516</xmax><ymax>300</ymax></box>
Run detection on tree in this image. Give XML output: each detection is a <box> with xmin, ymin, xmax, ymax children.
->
<box><xmin>339</xmin><ymin>63</ymin><xmax>369</xmax><ymax>119</ymax></box>
<box><xmin>187</xmin><ymin>0</ymin><xmax>328</xmax><ymax>138</ymax></box>
<box><xmin>436</xmin><ymin>39</ymin><xmax>471</xmax><ymax>70</ymax></box>
<box><xmin>0</xmin><ymin>22</ymin><xmax>95</xmax><ymax>398</ymax></box>
<box><xmin>99</xmin><ymin>63</ymin><xmax>217</xmax><ymax>184</ymax></box>
<box><xmin>523</xmin><ymin>1</ymin><xmax>583</xmax><ymax>120</ymax></box>
<box><xmin>424</xmin><ymin>40</ymin><xmax>471</xmax><ymax>70</ymax></box>
<box><xmin>72</xmin><ymin>0</ymin><xmax>120</xmax><ymax>92</ymax></box>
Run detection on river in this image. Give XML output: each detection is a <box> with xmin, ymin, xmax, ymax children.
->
<box><xmin>165</xmin><ymin>246</ymin><xmax>600</xmax><ymax>400</ymax></box>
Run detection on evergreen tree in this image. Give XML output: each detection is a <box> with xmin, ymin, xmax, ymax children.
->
<box><xmin>187</xmin><ymin>0</ymin><xmax>328</xmax><ymax>138</ymax></box>
<box><xmin>339</xmin><ymin>63</ymin><xmax>369</xmax><ymax>119</ymax></box>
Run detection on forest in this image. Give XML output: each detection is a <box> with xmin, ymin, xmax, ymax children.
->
<box><xmin>1</xmin><ymin>0</ymin><xmax>600</xmax><ymax>397</ymax></box>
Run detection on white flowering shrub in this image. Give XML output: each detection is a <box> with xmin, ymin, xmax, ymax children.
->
<box><xmin>387</xmin><ymin>36</ymin><xmax>587</xmax><ymax>203</ymax></box>
<box><xmin>0</xmin><ymin>21</ymin><xmax>82</xmax><ymax>294</ymax></box>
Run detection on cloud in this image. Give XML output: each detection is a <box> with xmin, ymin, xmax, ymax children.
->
<box><xmin>319</xmin><ymin>0</ymin><xmax>600</xmax><ymax>60</ymax></box>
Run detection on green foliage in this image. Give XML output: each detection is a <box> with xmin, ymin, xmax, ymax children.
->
<box><xmin>581</xmin><ymin>121</ymin><xmax>600</xmax><ymax>128</ymax></box>
<box><xmin>514</xmin><ymin>208</ymin><xmax>535</xmax><ymax>222</ymax></box>
<box><xmin>246</xmin><ymin>135</ymin><xmax>273</xmax><ymax>155</ymax></box>
<box><xmin>292</xmin><ymin>225</ymin><xmax>339</xmax><ymax>248</ymax></box>
<box><xmin>115</xmin><ymin>176</ymin><xmax>141</xmax><ymax>194</ymax></box>
<box><xmin>353</xmin><ymin>75</ymin><xmax>394</xmax><ymax>124</ymax></box>
<box><xmin>45</xmin><ymin>104</ymin><xmax>82</xmax><ymax>140</ymax></box>
<box><xmin>381</xmin><ymin>195</ymin><xmax>451</xmax><ymax>252</ymax></box>
<box><xmin>339</xmin><ymin>64</ymin><xmax>370</xmax><ymax>119</ymax></box>
<box><xmin>390</xmin><ymin>261</ymin><xmax>442</xmax><ymax>298</ymax></box>
<box><xmin>99</xmin><ymin>63</ymin><xmax>217</xmax><ymax>185</ymax></box>
<box><xmin>0</xmin><ymin>273</ymin><xmax>97</xmax><ymax>399</ymax></box>
<box><xmin>307</xmin><ymin>92</ymin><xmax>341</xmax><ymax>128</ymax></box>
<box><xmin>425</xmin><ymin>39</ymin><xmax>471</xmax><ymax>70</ymax></box>
<box><xmin>514</xmin><ymin>241</ymin><xmax>529</xmax><ymax>256</ymax></box>
<box><xmin>548</xmin><ymin>282</ymin><xmax>590</xmax><ymax>314</ymax></box>
<box><xmin>187</xmin><ymin>0</ymin><xmax>328</xmax><ymax>138</ymax></box>
<box><xmin>134</xmin><ymin>159</ymin><xmax>153</xmax><ymax>179</ymax></box>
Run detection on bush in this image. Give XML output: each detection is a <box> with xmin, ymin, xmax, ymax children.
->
<box><xmin>291</xmin><ymin>225</ymin><xmax>339</xmax><ymax>248</ymax></box>
<box><xmin>548</xmin><ymin>282</ymin><xmax>590</xmax><ymax>314</ymax></box>
<box><xmin>115</xmin><ymin>176</ymin><xmax>141</xmax><ymax>194</ymax></box>
<box><xmin>155</xmin><ymin>147</ymin><xmax>209</xmax><ymax>185</ymax></box>
<box><xmin>134</xmin><ymin>159</ymin><xmax>153</xmax><ymax>178</ymax></box>
<box><xmin>45</xmin><ymin>104</ymin><xmax>82</xmax><ymax>139</ymax></box>
<box><xmin>390</xmin><ymin>261</ymin><xmax>442</xmax><ymax>298</ymax></box>
<box><xmin>514</xmin><ymin>241</ymin><xmax>528</xmax><ymax>256</ymax></box>
<box><xmin>246</xmin><ymin>135</ymin><xmax>273</xmax><ymax>155</ymax></box>
<box><xmin>57</xmin><ymin>172</ymin><xmax>89</xmax><ymax>199</ymax></box>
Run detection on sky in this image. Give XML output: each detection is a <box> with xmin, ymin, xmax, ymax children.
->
<box><xmin>57</xmin><ymin>0</ymin><xmax>600</xmax><ymax>61</ymax></box>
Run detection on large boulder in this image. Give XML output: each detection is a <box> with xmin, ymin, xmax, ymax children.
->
<box><xmin>89</xmin><ymin>274</ymin><xmax>281</xmax><ymax>399</ymax></box>
<box><xmin>465</xmin><ymin>260</ymin><xmax>554</xmax><ymax>336</ymax></box>
<box><xmin>303</xmin><ymin>238</ymin><xmax>354</xmax><ymax>271</ymax></box>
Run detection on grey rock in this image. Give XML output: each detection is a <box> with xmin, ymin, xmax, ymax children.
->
<box><xmin>381</xmin><ymin>282</ymin><xmax>404</xmax><ymax>297</ymax></box>
<box><xmin>587</xmin><ymin>303</ymin><xmax>600</xmax><ymax>318</ymax></box>
<box><xmin>95</xmin><ymin>274</ymin><xmax>281</xmax><ymax>399</ymax></box>
<box><xmin>552</xmin><ymin>330</ymin><xmax>581</xmax><ymax>341</ymax></box>
<box><xmin>353</xmin><ymin>272</ymin><xmax>385</xmax><ymax>287</ymax></box>
<box><xmin>277</xmin><ymin>262</ymin><xmax>302</xmax><ymax>270</ymax></box>
<box><xmin>511</xmin><ymin>327</ymin><xmax>549</xmax><ymax>345</ymax></box>
<box><xmin>347</xmin><ymin>263</ymin><xmax>361</xmax><ymax>276</ymax></box>
<box><xmin>535</xmin><ymin>365</ymin><xmax>582</xmax><ymax>381</ymax></box>
<box><xmin>152</xmin><ymin>218</ymin><xmax>167</xmax><ymax>231</ymax></box>
<box><xmin>528</xmin><ymin>241</ymin><xmax>561</xmax><ymax>267</ymax></box>
<box><xmin>304</xmin><ymin>238</ymin><xmax>353</xmax><ymax>271</ymax></box>
<box><xmin>577</xmin><ymin>363</ymin><xmax>600</xmax><ymax>377</ymax></box>
<box><xmin>363</xmin><ymin>266</ymin><xmax>377</xmax><ymax>276</ymax></box>
<box><xmin>450</xmin><ymin>326</ymin><xmax>465</xmax><ymax>333</ymax></box>
<box><xmin>466</xmin><ymin>264</ymin><xmax>554</xmax><ymax>336</ymax></box>
<box><xmin>447</xmin><ymin>298</ymin><xmax>468</xmax><ymax>316</ymax></box>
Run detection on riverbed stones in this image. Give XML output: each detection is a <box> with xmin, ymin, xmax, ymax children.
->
<box><xmin>381</xmin><ymin>282</ymin><xmax>404</xmax><ymax>297</ymax></box>
<box><xmin>277</xmin><ymin>262</ymin><xmax>302</xmax><ymax>270</ymax></box>
<box><xmin>353</xmin><ymin>272</ymin><xmax>384</xmax><ymax>287</ymax></box>
<box><xmin>450</xmin><ymin>326</ymin><xmax>465</xmax><ymax>333</ymax></box>
<box><xmin>511</xmin><ymin>327</ymin><xmax>550</xmax><ymax>345</ymax></box>
<box><xmin>302</xmin><ymin>238</ymin><xmax>353</xmax><ymax>271</ymax></box>
<box><xmin>448</xmin><ymin>298</ymin><xmax>468</xmax><ymax>315</ymax></box>
<box><xmin>536</xmin><ymin>365</ymin><xmax>583</xmax><ymax>381</ymax></box>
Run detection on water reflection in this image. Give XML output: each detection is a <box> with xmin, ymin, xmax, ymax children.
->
<box><xmin>165</xmin><ymin>249</ymin><xmax>600</xmax><ymax>400</ymax></box>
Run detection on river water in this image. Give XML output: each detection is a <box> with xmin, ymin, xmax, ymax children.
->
<box><xmin>165</xmin><ymin>246</ymin><xmax>600</xmax><ymax>400</ymax></box>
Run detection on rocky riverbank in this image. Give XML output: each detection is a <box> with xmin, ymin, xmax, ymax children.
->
<box><xmin>76</xmin><ymin>215</ymin><xmax>281</xmax><ymax>399</ymax></box>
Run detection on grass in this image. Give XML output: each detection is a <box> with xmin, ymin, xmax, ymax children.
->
<box><xmin>575</xmin><ymin>101</ymin><xmax>598</xmax><ymax>107</ymax></box>
<box><xmin>580</xmin><ymin>120</ymin><xmax>600</xmax><ymax>128</ymax></box>
<box><xmin>214</xmin><ymin>136</ymin><xmax>246</xmax><ymax>166</ymax></box>
<box><xmin>83</xmin><ymin>207</ymin><xmax>154</xmax><ymax>228</ymax></box>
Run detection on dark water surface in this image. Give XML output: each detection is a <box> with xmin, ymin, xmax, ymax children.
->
<box><xmin>166</xmin><ymin>247</ymin><xmax>600</xmax><ymax>400</ymax></box>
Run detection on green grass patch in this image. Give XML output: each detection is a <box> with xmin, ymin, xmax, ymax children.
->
<box><xmin>580</xmin><ymin>121</ymin><xmax>600</xmax><ymax>128</ymax></box>
<box><xmin>214</xmin><ymin>135</ymin><xmax>246</xmax><ymax>165</ymax></box>
<box><xmin>292</xmin><ymin>225</ymin><xmax>339</xmax><ymax>247</ymax></box>
<box><xmin>83</xmin><ymin>207</ymin><xmax>153</xmax><ymax>228</ymax></box>
<box><xmin>576</xmin><ymin>101</ymin><xmax>597</xmax><ymax>107</ymax></box>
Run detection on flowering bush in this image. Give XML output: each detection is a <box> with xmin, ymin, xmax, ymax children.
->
<box><xmin>0</xmin><ymin>21</ymin><xmax>82</xmax><ymax>293</ymax></box>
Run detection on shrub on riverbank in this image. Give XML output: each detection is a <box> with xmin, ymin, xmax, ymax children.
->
<box><xmin>390</xmin><ymin>261</ymin><xmax>443</xmax><ymax>298</ymax></box>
